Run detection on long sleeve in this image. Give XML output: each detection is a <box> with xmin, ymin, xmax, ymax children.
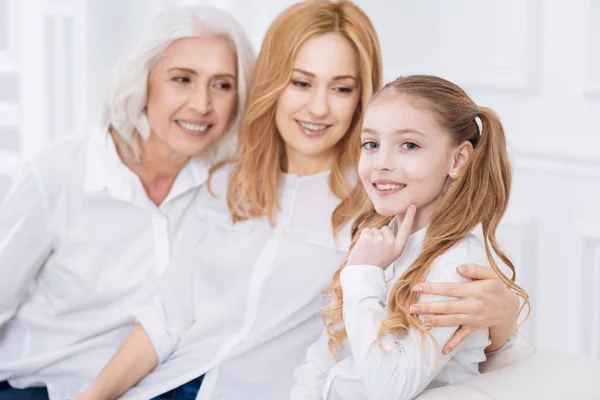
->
<box><xmin>340</xmin><ymin>256</ymin><xmax>488</xmax><ymax>400</ymax></box>
<box><xmin>133</xmin><ymin>244</ymin><xmax>196</xmax><ymax>363</ymax></box>
<box><xmin>290</xmin><ymin>328</ymin><xmax>337</xmax><ymax>400</ymax></box>
<box><xmin>0</xmin><ymin>163</ymin><xmax>53</xmax><ymax>328</ymax></box>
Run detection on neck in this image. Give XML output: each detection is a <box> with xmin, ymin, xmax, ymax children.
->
<box><xmin>396</xmin><ymin>195</ymin><xmax>444</xmax><ymax>235</ymax></box>
<box><xmin>138</xmin><ymin>135</ymin><xmax>189</xmax><ymax>182</ymax></box>
<box><xmin>111</xmin><ymin>129</ymin><xmax>190</xmax><ymax>206</ymax></box>
<box><xmin>283</xmin><ymin>145</ymin><xmax>334</xmax><ymax>176</ymax></box>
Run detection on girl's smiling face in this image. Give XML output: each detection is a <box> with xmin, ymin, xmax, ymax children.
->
<box><xmin>359</xmin><ymin>94</ymin><xmax>469</xmax><ymax>228</ymax></box>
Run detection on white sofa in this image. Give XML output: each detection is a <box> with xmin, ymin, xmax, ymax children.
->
<box><xmin>416</xmin><ymin>338</ymin><xmax>600</xmax><ymax>399</ymax></box>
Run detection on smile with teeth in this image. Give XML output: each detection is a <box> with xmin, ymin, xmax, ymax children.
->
<box><xmin>374</xmin><ymin>183</ymin><xmax>405</xmax><ymax>191</ymax></box>
<box><xmin>177</xmin><ymin>120</ymin><xmax>211</xmax><ymax>132</ymax></box>
<box><xmin>297</xmin><ymin>121</ymin><xmax>330</xmax><ymax>131</ymax></box>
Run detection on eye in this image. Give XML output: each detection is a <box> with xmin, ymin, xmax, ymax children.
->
<box><xmin>214</xmin><ymin>81</ymin><xmax>233</xmax><ymax>90</ymax></box>
<box><xmin>292</xmin><ymin>80</ymin><xmax>310</xmax><ymax>88</ymax></box>
<box><xmin>173</xmin><ymin>76</ymin><xmax>191</xmax><ymax>84</ymax></box>
<box><xmin>361</xmin><ymin>141</ymin><xmax>379</xmax><ymax>150</ymax></box>
<box><xmin>334</xmin><ymin>86</ymin><xmax>353</xmax><ymax>94</ymax></box>
<box><xmin>401</xmin><ymin>142</ymin><xmax>419</xmax><ymax>150</ymax></box>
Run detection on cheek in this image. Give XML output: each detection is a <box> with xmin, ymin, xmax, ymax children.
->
<box><xmin>358</xmin><ymin>155</ymin><xmax>372</xmax><ymax>187</ymax></box>
<box><xmin>404</xmin><ymin>157</ymin><xmax>449</xmax><ymax>196</ymax></box>
<box><xmin>147</xmin><ymin>85</ymin><xmax>182</xmax><ymax>120</ymax></box>
<box><xmin>275</xmin><ymin>88</ymin><xmax>301</xmax><ymax>121</ymax></box>
<box><xmin>332</xmin><ymin>96</ymin><xmax>359</xmax><ymax>127</ymax></box>
<box><xmin>214</xmin><ymin>93</ymin><xmax>238</xmax><ymax>122</ymax></box>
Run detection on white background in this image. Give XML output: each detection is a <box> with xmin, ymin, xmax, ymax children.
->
<box><xmin>1</xmin><ymin>0</ymin><xmax>599</xmax><ymax>359</ymax></box>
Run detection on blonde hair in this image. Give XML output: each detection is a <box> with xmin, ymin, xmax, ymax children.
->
<box><xmin>213</xmin><ymin>0</ymin><xmax>382</xmax><ymax>233</ymax></box>
<box><xmin>103</xmin><ymin>6</ymin><xmax>255</xmax><ymax>162</ymax></box>
<box><xmin>321</xmin><ymin>75</ymin><xmax>530</xmax><ymax>356</ymax></box>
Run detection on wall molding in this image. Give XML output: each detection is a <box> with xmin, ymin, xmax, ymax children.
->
<box><xmin>0</xmin><ymin>150</ymin><xmax>22</xmax><ymax>177</ymax></box>
<box><xmin>579</xmin><ymin>227</ymin><xmax>600</xmax><ymax>359</ymax></box>
<box><xmin>585</xmin><ymin>0</ymin><xmax>600</xmax><ymax>99</ymax></box>
<box><xmin>512</xmin><ymin>145</ymin><xmax>600</xmax><ymax>179</ymax></box>
<box><xmin>498</xmin><ymin>217</ymin><xmax>539</xmax><ymax>341</ymax></box>
<box><xmin>382</xmin><ymin>0</ymin><xmax>543</xmax><ymax>95</ymax></box>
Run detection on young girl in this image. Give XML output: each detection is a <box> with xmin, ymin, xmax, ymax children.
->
<box><xmin>290</xmin><ymin>75</ymin><xmax>529</xmax><ymax>400</ymax></box>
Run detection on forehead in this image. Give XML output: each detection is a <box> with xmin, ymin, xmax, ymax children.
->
<box><xmin>293</xmin><ymin>32</ymin><xmax>358</xmax><ymax>78</ymax></box>
<box><xmin>155</xmin><ymin>36</ymin><xmax>237</xmax><ymax>75</ymax></box>
<box><xmin>363</xmin><ymin>95</ymin><xmax>444</xmax><ymax>137</ymax></box>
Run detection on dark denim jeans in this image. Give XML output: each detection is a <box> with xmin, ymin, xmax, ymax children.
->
<box><xmin>0</xmin><ymin>382</ymin><xmax>49</xmax><ymax>400</ymax></box>
<box><xmin>151</xmin><ymin>375</ymin><xmax>205</xmax><ymax>400</ymax></box>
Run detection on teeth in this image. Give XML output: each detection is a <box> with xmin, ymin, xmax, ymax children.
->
<box><xmin>299</xmin><ymin>121</ymin><xmax>327</xmax><ymax>131</ymax></box>
<box><xmin>178</xmin><ymin>121</ymin><xmax>210</xmax><ymax>132</ymax></box>
<box><xmin>375</xmin><ymin>183</ymin><xmax>404</xmax><ymax>191</ymax></box>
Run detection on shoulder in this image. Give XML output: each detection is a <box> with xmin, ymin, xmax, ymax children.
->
<box><xmin>206</xmin><ymin>163</ymin><xmax>233</xmax><ymax>198</ymax></box>
<box><xmin>29</xmin><ymin>128</ymin><xmax>96</xmax><ymax>189</ymax></box>
<box><xmin>426</xmin><ymin>226</ymin><xmax>488</xmax><ymax>283</ymax></box>
<box><xmin>195</xmin><ymin>163</ymin><xmax>233</xmax><ymax>217</ymax></box>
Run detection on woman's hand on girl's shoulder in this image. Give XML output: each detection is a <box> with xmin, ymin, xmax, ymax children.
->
<box><xmin>347</xmin><ymin>205</ymin><xmax>416</xmax><ymax>270</ymax></box>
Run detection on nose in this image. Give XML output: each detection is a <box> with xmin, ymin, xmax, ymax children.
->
<box><xmin>307</xmin><ymin>88</ymin><xmax>330</xmax><ymax>118</ymax></box>
<box><xmin>189</xmin><ymin>85</ymin><xmax>212</xmax><ymax>115</ymax></box>
<box><xmin>373</xmin><ymin>146</ymin><xmax>394</xmax><ymax>171</ymax></box>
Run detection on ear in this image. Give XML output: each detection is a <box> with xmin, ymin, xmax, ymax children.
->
<box><xmin>448</xmin><ymin>140</ymin><xmax>473</xmax><ymax>179</ymax></box>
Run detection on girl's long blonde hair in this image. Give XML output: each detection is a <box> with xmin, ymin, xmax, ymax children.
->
<box><xmin>210</xmin><ymin>0</ymin><xmax>382</xmax><ymax>234</ymax></box>
<box><xmin>321</xmin><ymin>75</ymin><xmax>530</xmax><ymax>355</ymax></box>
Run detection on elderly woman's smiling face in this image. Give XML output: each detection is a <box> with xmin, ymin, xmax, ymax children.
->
<box><xmin>145</xmin><ymin>35</ymin><xmax>238</xmax><ymax>158</ymax></box>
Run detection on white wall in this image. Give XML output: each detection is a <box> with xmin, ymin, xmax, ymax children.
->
<box><xmin>1</xmin><ymin>0</ymin><xmax>599</xmax><ymax>358</ymax></box>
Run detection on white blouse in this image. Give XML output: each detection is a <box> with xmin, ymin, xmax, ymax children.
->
<box><xmin>290</xmin><ymin>223</ymin><xmax>492</xmax><ymax>400</ymax></box>
<box><xmin>0</xmin><ymin>127</ymin><xmax>210</xmax><ymax>400</ymax></box>
<box><xmin>120</xmin><ymin>166</ymin><xmax>353</xmax><ymax>400</ymax></box>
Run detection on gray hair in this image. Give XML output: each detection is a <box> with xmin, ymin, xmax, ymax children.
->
<box><xmin>103</xmin><ymin>6</ymin><xmax>255</xmax><ymax>162</ymax></box>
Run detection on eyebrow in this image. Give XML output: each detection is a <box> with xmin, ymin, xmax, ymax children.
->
<box><xmin>361</xmin><ymin>128</ymin><xmax>426</xmax><ymax>137</ymax></box>
<box><xmin>293</xmin><ymin>68</ymin><xmax>357</xmax><ymax>82</ymax></box>
<box><xmin>167</xmin><ymin>67</ymin><xmax>236</xmax><ymax>80</ymax></box>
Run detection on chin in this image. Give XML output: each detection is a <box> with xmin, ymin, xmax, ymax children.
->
<box><xmin>178</xmin><ymin>137</ymin><xmax>216</xmax><ymax>157</ymax></box>
<box><xmin>373</xmin><ymin>203</ymin><xmax>400</xmax><ymax>218</ymax></box>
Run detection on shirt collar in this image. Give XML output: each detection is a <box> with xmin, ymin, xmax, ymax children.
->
<box><xmin>84</xmin><ymin>127</ymin><xmax>210</xmax><ymax>207</ymax></box>
<box><xmin>385</xmin><ymin>217</ymin><xmax>428</xmax><ymax>282</ymax></box>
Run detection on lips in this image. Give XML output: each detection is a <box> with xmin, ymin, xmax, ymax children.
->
<box><xmin>177</xmin><ymin>120</ymin><xmax>213</xmax><ymax>136</ymax></box>
<box><xmin>372</xmin><ymin>179</ymin><xmax>406</xmax><ymax>196</ymax></box>
<box><xmin>296</xmin><ymin>120</ymin><xmax>333</xmax><ymax>137</ymax></box>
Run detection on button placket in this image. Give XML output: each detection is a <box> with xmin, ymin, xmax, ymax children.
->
<box><xmin>152</xmin><ymin>213</ymin><xmax>171</xmax><ymax>277</ymax></box>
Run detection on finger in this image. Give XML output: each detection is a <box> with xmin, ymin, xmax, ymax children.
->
<box><xmin>456</xmin><ymin>264</ymin><xmax>498</xmax><ymax>280</ymax></box>
<box><xmin>394</xmin><ymin>204</ymin><xmax>416</xmax><ymax>252</ymax></box>
<box><xmin>442</xmin><ymin>325</ymin><xmax>474</xmax><ymax>355</ymax></box>
<box><xmin>410</xmin><ymin>299</ymin><xmax>467</xmax><ymax>315</ymax></box>
<box><xmin>419</xmin><ymin>314</ymin><xmax>471</xmax><ymax>328</ymax></box>
<box><xmin>359</xmin><ymin>228</ymin><xmax>373</xmax><ymax>239</ymax></box>
<box><xmin>412</xmin><ymin>281</ymin><xmax>470</xmax><ymax>298</ymax></box>
<box><xmin>380</xmin><ymin>226</ymin><xmax>395</xmax><ymax>242</ymax></box>
<box><xmin>370</xmin><ymin>228</ymin><xmax>384</xmax><ymax>241</ymax></box>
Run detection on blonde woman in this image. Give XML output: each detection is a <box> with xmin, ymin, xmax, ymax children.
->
<box><xmin>78</xmin><ymin>2</ymin><xmax>519</xmax><ymax>400</ymax></box>
<box><xmin>0</xmin><ymin>6</ymin><xmax>254</xmax><ymax>400</ymax></box>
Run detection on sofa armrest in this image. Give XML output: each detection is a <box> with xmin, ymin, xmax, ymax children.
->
<box><xmin>417</xmin><ymin>347</ymin><xmax>600</xmax><ymax>399</ymax></box>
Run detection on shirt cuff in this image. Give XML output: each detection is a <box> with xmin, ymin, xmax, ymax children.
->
<box><xmin>133</xmin><ymin>303</ymin><xmax>178</xmax><ymax>364</ymax></box>
<box><xmin>487</xmin><ymin>331</ymin><xmax>518</xmax><ymax>355</ymax></box>
<box><xmin>340</xmin><ymin>264</ymin><xmax>386</xmax><ymax>299</ymax></box>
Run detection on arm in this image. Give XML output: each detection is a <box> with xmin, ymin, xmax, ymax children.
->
<box><xmin>77</xmin><ymin>324</ymin><xmax>158</xmax><ymax>400</ymax></box>
<box><xmin>78</xmin><ymin>243</ymin><xmax>197</xmax><ymax>399</ymax></box>
<box><xmin>0</xmin><ymin>163</ymin><xmax>53</xmax><ymax>328</ymax></box>
<box><xmin>290</xmin><ymin>329</ymin><xmax>337</xmax><ymax>400</ymax></box>
<box><xmin>410</xmin><ymin>263</ymin><xmax>519</xmax><ymax>354</ymax></box>
<box><xmin>341</xmin><ymin>263</ymin><xmax>487</xmax><ymax>400</ymax></box>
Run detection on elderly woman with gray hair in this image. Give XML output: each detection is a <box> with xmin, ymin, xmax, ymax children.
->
<box><xmin>0</xmin><ymin>6</ymin><xmax>255</xmax><ymax>400</ymax></box>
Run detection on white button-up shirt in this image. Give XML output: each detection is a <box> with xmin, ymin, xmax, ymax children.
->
<box><xmin>290</xmin><ymin>223</ymin><xmax>492</xmax><ymax>400</ymax></box>
<box><xmin>120</xmin><ymin>166</ymin><xmax>353</xmax><ymax>400</ymax></box>
<box><xmin>0</xmin><ymin>127</ymin><xmax>210</xmax><ymax>400</ymax></box>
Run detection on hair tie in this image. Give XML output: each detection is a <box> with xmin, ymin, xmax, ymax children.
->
<box><xmin>474</xmin><ymin>105</ymin><xmax>482</xmax><ymax>136</ymax></box>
